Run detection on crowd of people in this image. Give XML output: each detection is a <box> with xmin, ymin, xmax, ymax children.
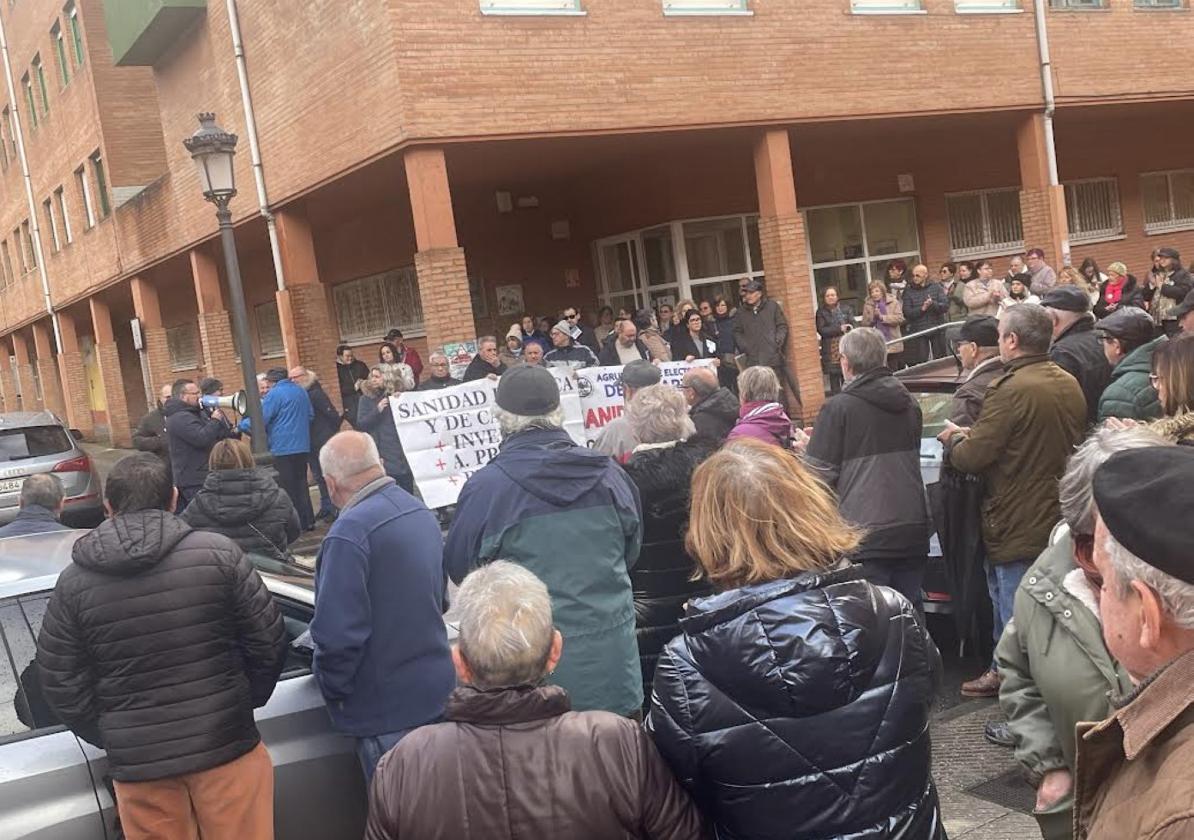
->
<box><xmin>4</xmin><ymin>242</ymin><xmax>1194</xmax><ymax>840</ymax></box>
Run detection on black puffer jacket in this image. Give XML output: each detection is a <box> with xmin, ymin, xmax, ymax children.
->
<box><xmin>36</xmin><ymin>510</ymin><xmax>287</xmax><ymax>782</ymax></box>
<box><xmin>163</xmin><ymin>398</ymin><xmax>233</xmax><ymax>491</ymax></box>
<box><xmin>623</xmin><ymin>440</ymin><xmax>715</xmax><ymax>704</ymax></box>
<box><xmin>647</xmin><ymin>564</ymin><xmax>945</xmax><ymax>840</ymax></box>
<box><xmin>688</xmin><ymin>387</ymin><xmax>739</xmax><ymax>442</ymax></box>
<box><xmin>181</xmin><ymin>468</ymin><xmax>300</xmax><ymax>559</ymax></box>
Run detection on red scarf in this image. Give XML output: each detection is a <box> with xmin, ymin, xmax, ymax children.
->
<box><xmin>1105</xmin><ymin>277</ymin><xmax>1126</xmax><ymax>306</ymax></box>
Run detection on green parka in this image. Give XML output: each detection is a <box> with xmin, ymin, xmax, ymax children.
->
<box><xmin>1096</xmin><ymin>335</ymin><xmax>1165</xmax><ymax>423</ymax></box>
<box><xmin>996</xmin><ymin>528</ymin><xmax>1133</xmax><ymax>840</ymax></box>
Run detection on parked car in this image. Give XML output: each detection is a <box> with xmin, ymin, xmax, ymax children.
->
<box><xmin>0</xmin><ymin>529</ymin><xmax>371</xmax><ymax>839</ymax></box>
<box><xmin>0</xmin><ymin>411</ymin><xmax>103</xmax><ymax>529</ymax></box>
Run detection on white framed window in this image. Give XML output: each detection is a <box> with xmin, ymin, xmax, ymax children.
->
<box><xmin>53</xmin><ymin>186</ymin><xmax>71</xmax><ymax>244</ymax></box>
<box><xmin>333</xmin><ymin>266</ymin><xmax>425</xmax><ymax>343</ymax></box>
<box><xmin>1050</xmin><ymin>0</ymin><xmax>1105</xmax><ymax>7</ymax></box>
<box><xmin>42</xmin><ymin>198</ymin><xmax>59</xmax><ymax>253</ymax></box>
<box><xmin>1141</xmin><ymin>170</ymin><xmax>1194</xmax><ymax>234</ymax></box>
<box><xmin>595</xmin><ymin>214</ymin><xmax>764</xmax><ymax>315</ymax></box>
<box><xmin>480</xmin><ymin>0</ymin><xmax>585</xmax><ymax>15</ymax></box>
<box><xmin>945</xmin><ymin>187</ymin><xmax>1024</xmax><ymax>258</ymax></box>
<box><xmin>663</xmin><ymin>0</ymin><xmax>751</xmax><ymax>15</ymax></box>
<box><xmin>75</xmin><ymin>164</ymin><xmax>94</xmax><ymax>229</ymax></box>
<box><xmin>1134</xmin><ymin>0</ymin><xmax>1181</xmax><ymax>6</ymax></box>
<box><xmin>805</xmin><ymin>198</ymin><xmax>922</xmax><ymax>309</ymax></box>
<box><xmin>90</xmin><ymin>151</ymin><xmax>109</xmax><ymax>218</ymax></box>
<box><xmin>851</xmin><ymin>0</ymin><xmax>924</xmax><ymax>12</ymax></box>
<box><xmin>20</xmin><ymin>220</ymin><xmax>34</xmax><ymax>269</ymax></box>
<box><xmin>12</xmin><ymin>228</ymin><xmax>24</xmax><ymax>274</ymax></box>
<box><xmin>955</xmin><ymin>0</ymin><xmax>1020</xmax><ymax>11</ymax></box>
<box><xmin>1064</xmin><ymin>177</ymin><xmax>1122</xmax><ymax>243</ymax></box>
<box><xmin>66</xmin><ymin>2</ymin><xmax>84</xmax><ymax>66</ymax></box>
<box><xmin>165</xmin><ymin>324</ymin><xmax>199</xmax><ymax>371</ymax></box>
<box><xmin>254</xmin><ymin>300</ymin><xmax>285</xmax><ymax>358</ymax></box>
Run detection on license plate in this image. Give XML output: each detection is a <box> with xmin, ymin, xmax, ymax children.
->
<box><xmin>0</xmin><ymin>478</ymin><xmax>21</xmax><ymax>494</ymax></box>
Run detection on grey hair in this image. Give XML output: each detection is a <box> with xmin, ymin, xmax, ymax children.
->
<box><xmin>1104</xmin><ymin>531</ymin><xmax>1194</xmax><ymax>630</ymax></box>
<box><xmin>477</xmin><ymin>335</ymin><xmax>498</xmax><ymax>349</ymax></box>
<box><xmin>839</xmin><ymin>327</ymin><xmax>887</xmax><ymax>374</ymax></box>
<box><xmin>428</xmin><ymin>352</ymin><xmax>449</xmax><ymax>364</ymax></box>
<box><xmin>456</xmin><ymin>561</ymin><xmax>556</xmax><ymax>689</ymax></box>
<box><xmin>375</xmin><ymin>362</ymin><xmax>414</xmax><ymax>395</ymax></box>
<box><xmin>20</xmin><ymin>473</ymin><xmax>63</xmax><ymax>510</ymax></box>
<box><xmin>319</xmin><ymin>431</ymin><xmax>382</xmax><ymax>482</ymax></box>
<box><xmin>738</xmin><ymin>365</ymin><xmax>781</xmax><ymax>403</ymax></box>
<box><xmin>683</xmin><ymin>366</ymin><xmax>719</xmax><ymax>398</ymax></box>
<box><xmin>1060</xmin><ymin>426</ymin><xmax>1171</xmax><ymax>536</ymax></box>
<box><xmin>1000</xmin><ymin>303</ymin><xmax>1053</xmax><ymax>355</ymax></box>
<box><xmin>494</xmin><ymin>405</ymin><xmax>565</xmax><ymax>438</ymax></box>
<box><xmin>627</xmin><ymin>384</ymin><xmax>695</xmax><ymax>445</ymax></box>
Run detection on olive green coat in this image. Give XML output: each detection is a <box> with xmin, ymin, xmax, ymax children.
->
<box><xmin>947</xmin><ymin>355</ymin><xmax>1086</xmax><ymax>564</ymax></box>
<box><xmin>996</xmin><ymin>528</ymin><xmax>1133</xmax><ymax>840</ymax></box>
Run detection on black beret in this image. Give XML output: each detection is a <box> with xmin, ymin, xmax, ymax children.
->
<box><xmin>1095</xmin><ymin>308</ymin><xmax>1155</xmax><ymax>345</ymax></box>
<box><xmin>495</xmin><ymin>365</ymin><xmax>560</xmax><ymax>415</ymax></box>
<box><xmin>1094</xmin><ymin>447</ymin><xmax>1194</xmax><ymax>585</ymax></box>
<box><xmin>1040</xmin><ymin>285</ymin><xmax>1091</xmax><ymax>313</ymax></box>
<box><xmin>959</xmin><ymin>315</ymin><xmax>999</xmax><ymax>347</ymax></box>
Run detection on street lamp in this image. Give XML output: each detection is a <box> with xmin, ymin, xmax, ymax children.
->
<box><xmin>183</xmin><ymin>113</ymin><xmax>267</xmax><ymax>456</ymax></box>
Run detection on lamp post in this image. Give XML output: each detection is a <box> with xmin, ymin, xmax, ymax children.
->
<box><xmin>183</xmin><ymin>112</ymin><xmax>267</xmax><ymax>456</ymax></box>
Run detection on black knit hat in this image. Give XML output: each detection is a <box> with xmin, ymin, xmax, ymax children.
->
<box><xmin>495</xmin><ymin>365</ymin><xmax>559</xmax><ymax>415</ymax></box>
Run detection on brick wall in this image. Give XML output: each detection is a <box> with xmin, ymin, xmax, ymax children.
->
<box><xmin>95</xmin><ymin>341</ymin><xmax>131</xmax><ymax>447</ymax></box>
<box><xmin>279</xmin><ymin>285</ymin><xmax>342</xmax><ymax>410</ymax></box>
<box><xmin>56</xmin><ymin>349</ymin><xmax>92</xmax><ymax>437</ymax></box>
<box><xmin>415</xmin><ymin>247</ymin><xmax>476</xmax><ymax>352</ymax></box>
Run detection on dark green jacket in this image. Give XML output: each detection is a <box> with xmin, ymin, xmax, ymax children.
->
<box><xmin>996</xmin><ymin>529</ymin><xmax>1132</xmax><ymax>840</ymax></box>
<box><xmin>1096</xmin><ymin>336</ymin><xmax>1165</xmax><ymax>423</ymax></box>
<box><xmin>947</xmin><ymin>355</ymin><xmax>1086</xmax><ymax>564</ymax></box>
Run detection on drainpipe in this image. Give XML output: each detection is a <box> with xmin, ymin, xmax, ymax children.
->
<box><xmin>0</xmin><ymin>12</ymin><xmax>60</xmax><ymax>347</ymax></box>
<box><xmin>1032</xmin><ymin>0</ymin><xmax>1071</xmax><ymax>268</ymax></box>
<box><xmin>226</xmin><ymin>0</ymin><xmax>286</xmax><ymax>292</ymax></box>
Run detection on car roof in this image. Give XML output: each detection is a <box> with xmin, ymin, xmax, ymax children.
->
<box><xmin>0</xmin><ymin>529</ymin><xmax>85</xmax><ymax>598</ymax></box>
<box><xmin>895</xmin><ymin>357</ymin><xmax>966</xmax><ymax>390</ymax></box>
<box><xmin>0</xmin><ymin>411</ymin><xmax>63</xmax><ymax>429</ymax></box>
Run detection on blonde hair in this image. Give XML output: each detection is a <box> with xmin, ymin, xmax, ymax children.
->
<box><xmin>867</xmin><ymin>280</ymin><xmax>887</xmax><ymax>298</ymax></box>
<box><xmin>686</xmin><ymin>438</ymin><xmax>862</xmax><ymax>590</ymax></box>
<box><xmin>208</xmin><ymin>438</ymin><xmax>255</xmax><ymax>471</ymax></box>
<box><xmin>1058</xmin><ymin>266</ymin><xmax>1091</xmax><ymax>292</ymax></box>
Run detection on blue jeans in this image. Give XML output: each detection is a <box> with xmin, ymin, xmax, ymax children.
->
<box><xmin>356</xmin><ymin>728</ymin><xmax>413</xmax><ymax>786</ymax></box>
<box><xmin>987</xmin><ymin>558</ymin><xmax>1031</xmax><ymax>666</ymax></box>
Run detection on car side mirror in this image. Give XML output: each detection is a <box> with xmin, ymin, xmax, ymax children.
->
<box><xmin>69</xmin><ymin>428</ymin><xmax>84</xmax><ymax>441</ymax></box>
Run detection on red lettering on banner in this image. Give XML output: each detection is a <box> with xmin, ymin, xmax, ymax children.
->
<box><xmin>584</xmin><ymin>404</ymin><xmax>625</xmax><ymax>430</ymax></box>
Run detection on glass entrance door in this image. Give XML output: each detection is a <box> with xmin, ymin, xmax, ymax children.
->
<box><xmin>597</xmin><ymin>237</ymin><xmax>643</xmax><ymax>317</ymax></box>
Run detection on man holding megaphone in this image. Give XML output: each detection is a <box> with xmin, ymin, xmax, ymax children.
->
<box><xmin>164</xmin><ymin>378</ymin><xmax>235</xmax><ymax>514</ymax></box>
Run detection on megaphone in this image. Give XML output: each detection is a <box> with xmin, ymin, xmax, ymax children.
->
<box><xmin>201</xmin><ymin>390</ymin><xmax>247</xmax><ymax>415</ymax></box>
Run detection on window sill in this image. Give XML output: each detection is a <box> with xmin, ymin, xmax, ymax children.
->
<box><xmin>480</xmin><ymin>7</ymin><xmax>586</xmax><ymax>15</ymax></box>
<box><xmin>955</xmin><ymin>6</ymin><xmax>1024</xmax><ymax>13</ymax></box>
<box><xmin>851</xmin><ymin>7</ymin><xmax>927</xmax><ymax>13</ymax></box>
<box><xmin>261</xmin><ymin>352</ymin><xmax>287</xmax><ymax>360</ymax></box>
<box><xmin>1070</xmin><ymin>232</ymin><xmax>1125</xmax><ymax>246</ymax></box>
<box><xmin>1145</xmin><ymin>222</ymin><xmax>1194</xmax><ymax>236</ymax></box>
<box><xmin>1133</xmin><ymin>5</ymin><xmax>1187</xmax><ymax>9</ymax></box>
<box><xmin>1048</xmin><ymin>6</ymin><xmax>1110</xmax><ymax>10</ymax></box>
<box><xmin>949</xmin><ymin>243</ymin><xmax>1026</xmax><ymax>260</ymax></box>
<box><xmin>663</xmin><ymin>8</ymin><xmax>753</xmax><ymax>15</ymax></box>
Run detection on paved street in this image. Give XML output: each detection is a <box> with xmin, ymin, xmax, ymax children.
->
<box><xmin>82</xmin><ymin>442</ymin><xmax>1042</xmax><ymax>837</ymax></box>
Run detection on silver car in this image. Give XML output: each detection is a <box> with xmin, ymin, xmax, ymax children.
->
<box><xmin>0</xmin><ymin>530</ymin><xmax>368</xmax><ymax>839</ymax></box>
<box><xmin>0</xmin><ymin>412</ymin><xmax>104</xmax><ymax>528</ymax></box>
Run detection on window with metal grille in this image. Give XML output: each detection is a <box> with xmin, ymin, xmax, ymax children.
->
<box><xmin>255</xmin><ymin>300</ymin><xmax>285</xmax><ymax>358</ymax></box>
<box><xmin>1134</xmin><ymin>0</ymin><xmax>1182</xmax><ymax>7</ymax></box>
<box><xmin>1050</xmin><ymin>0</ymin><xmax>1105</xmax><ymax>7</ymax></box>
<box><xmin>955</xmin><ymin>0</ymin><xmax>1020</xmax><ymax>9</ymax></box>
<box><xmin>945</xmin><ymin>187</ymin><xmax>1024</xmax><ymax>258</ymax></box>
<box><xmin>480</xmin><ymin>0</ymin><xmax>584</xmax><ymax>14</ymax></box>
<box><xmin>1064</xmin><ymin>178</ymin><xmax>1122</xmax><ymax>243</ymax></box>
<box><xmin>1141</xmin><ymin>170</ymin><xmax>1194</xmax><ymax>234</ymax></box>
<box><xmin>166</xmin><ymin>324</ymin><xmax>199</xmax><ymax>371</ymax></box>
<box><xmin>663</xmin><ymin>0</ymin><xmax>750</xmax><ymax>14</ymax></box>
<box><xmin>852</xmin><ymin>0</ymin><xmax>923</xmax><ymax>11</ymax></box>
<box><xmin>333</xmin><ymin>266</ymin><xmax>424</xmax><ymax>343</ymax></box>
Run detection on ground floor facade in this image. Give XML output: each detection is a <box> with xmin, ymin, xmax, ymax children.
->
<box><xmin>2</xmin><ymin>100</ymin><xmax>1192</xmax><ymax>445</ymax></box>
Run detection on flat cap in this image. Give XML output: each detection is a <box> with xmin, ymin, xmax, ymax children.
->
<box><xmin>1157</xmin><ymin>247</ymin><xmax>1181</xmax><ymax>261</ymax></box>
<box><xmin>1094</xmin><ymin>446</ymin><xmax>1194</xmax><ymax>585</ymax></box>
<box><xmin>495</xmin><ymin>365</ymin><xmax>559</xmax><ymax>415</ymax></box>
<box><xmin>1040</xmin><ymin>285</ymin><xmax>1091</xmax><ymax>313</ymax></box>
<box><xmin>1095</xmin><ymin>307</ymin><xmax>1155</xmax><ymax>345</ymax></box>
<box><xmin>622</xmin><ymin>359</ymin><xmax>662</xmax><ymax>388</ymax></box>
<box><xmin>742</xmin><ymin>279</ymin><xmax>764</xmax><ymax>293</ymax></box>
<box><xmin>958</xmin><ymin>315</ymin><xmax>999</xmax><ymax>348</ymax></box>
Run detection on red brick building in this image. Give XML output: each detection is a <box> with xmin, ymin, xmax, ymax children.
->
<box><xmin>0</xmin><ymin>0</ymin><xmax>1191</xmax><ymax>441</ymax></box>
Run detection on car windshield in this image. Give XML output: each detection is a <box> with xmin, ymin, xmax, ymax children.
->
<box><xmin>914</xmin><ymin>392</ymin><xmax>954</xmax><ymax>442</ymax></box>
<box><xmin>0</xmin><ymin>425</ymin><xmax>73</xmax><ymax>462</ymax></box>
<box><xmin>247</xmin><ymin>552</ymin><xmax>315</xmax><ymax>591</ymax></box>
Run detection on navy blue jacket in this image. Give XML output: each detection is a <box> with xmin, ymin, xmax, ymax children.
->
<box><xmin>444</xmin><ymin>427</ymin><xmax>644</xmax><ymax>716</ymax></box>
<box><xmin>165</xmin><ymin>398</ymin><xmax>233</xmax><ymax>491</ymax></box>
<box><xmin>0</xmin><ymin>504</ymin><xmax>71</xmax><ymax>538</ymax></box>
<box><xmin>240</xmin><ymin>380</ymin><xmax>312</xmax><ymax>456</ymax></box>
<box><xmin>307</xmin><ymin>380</ymin><xmax>342</xmax><ymax>451</ymax></box>
<box><xmin>310</xmin><ymin>480</ymin><xmax>455</xmax><ymax>737</ymax></box>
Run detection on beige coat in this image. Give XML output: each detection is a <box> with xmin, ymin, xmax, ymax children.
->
<box><xmin>861</xmin><ymin>294</ymin><xmax>905</xmax><ymax>355</ymax></box>
<box><xmin>963</xmin><ymin>278</ymin><xmax>1003</xmax><ymax>316</ymax></box>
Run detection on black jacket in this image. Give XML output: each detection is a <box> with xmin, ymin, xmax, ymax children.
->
<box><xmin>669</xmin><ymin>331</ymin><xmax>718</xmax><ymax>362</ymax></box>
<box><xmin>815</xmin><ymin>304</ymin><xmax>854</xmax><ymax>370</ymax></box>
<box><xmin>1049</xmin><ymin>316</ymin><xmax>1112</xmax><ymax>426</ymax></box>
<box><xmin>899</xmin><ymin>281</ymin><xmax>948</xmax><ymax>334</ymax></box>
<box><xmin>416</xmin><ymin>375</ymin><xmax>462</xmax><ymax>391</ymax></box>
<box><xmin>688</xmin><ymin>388</ymin><xmax>739</xmax><ymax>442</ymax></box>
<box><xmin>133</xmin><ymin>405</ymin><xmax>172</xmax><ymax>481</ymax></box>
<box><xmin>181</xmin><ymin>468</ymin><xmax>300</xmax><ymax>559</ymax></box>
<box><xmin>544</xmin><ymin>343</ymin><xmax>598</xmax><ymax>368</ymax></box>
<box><xmin>307</xmin><ymin>380</ymin><xmax>342</xmax><ymax>450</ymax></box>
<box><xmin>36</xmin><ymin>511</ymin><xmax>286</xmax><ymax>782</ymax></box>
<box><xmin>732</xmin><ymin>297</ymin><xmax>788</xmax><ymax>368</ymax></box>
<box><xmin>337</xmin><ymin>359</ymin><xmax>369</xmax><ymax>423</ymax></box>
<box><xmin>647</xmin><ymin>565</ymin><xmax>944</xmax><ymax>840</ymax></box>
<box><xmin>463</xmin><ymin>356</ymin><xmax>507</xmax><ymax>382</ymax></box>
<box><xmin>1158</xmin><ymin>267</ymin><xmax>1194</xmax><ymax>305</ymax></box>
<box><xmin>597</xmin><ymin>338</ymin><xmax>650</xmax><ymax>366</ymax></box>
<box><xmin>623</xmin><ymin>441</ymin><xmax>715</xmax><ymax>705</ymax></box>
<box><xmin>805</xmin><ymin>369</ymin><xmax>931</xmax><ymax>560</ymax></box>
<box><xmin>1093</xmin><ymin>275</ymin><xmax>1145</xmax><ymax>320</ymax></box>
<box><xmin>163</xmin><ymin>398</ymin><xmax>233</xmax><ymax>491</ymax></box>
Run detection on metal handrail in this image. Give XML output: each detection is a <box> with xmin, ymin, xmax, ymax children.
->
<box><xmin>882</xmin><ymin>321</ymin><xmax>961</xmax><ymax>349</ymax></box>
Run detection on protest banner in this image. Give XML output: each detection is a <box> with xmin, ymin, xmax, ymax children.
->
<box><xmin>393</xmin><ymin>360</ymin><xmax>712</xmax><ymax>507</ymax></box>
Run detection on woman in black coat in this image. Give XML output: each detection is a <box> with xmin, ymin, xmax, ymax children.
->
<box><xmin>646</xmin><ymin>438</ymin><xmax>945</xmax><ymax>840</ymax></box>
<box><xmin>669</xmin><ymin>308</ymin><xmax>720</xmax><ymax>363</ymax></box>
<box><xmin>181</xmin><ymin>438</ymin><xmax>299</xmax><ymax>560</ymax></box>
<box><xmin>623</xmin><ymin>384</ymin><xmax>716</xmax><ymax>707</ymax></box>
<box><xmin>356</xmin><ymin>363</ymin><xmax>414</xmax><ymax>493</ymax></box>
<box><xmin>815</xmin><ymin>285</ymin><xmax>855</xmax><ymax>394</ymax></box>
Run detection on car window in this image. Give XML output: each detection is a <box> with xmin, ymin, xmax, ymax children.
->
<box><xmin>0</xmin><ymin>426</ymin><xmax>73</xmax><ymax>462</ymax></box>
<box><xmin>0</xmin><ymin>593</ymin><xmax>58</xmax><ymax>740</ymax></box>
<box><xmin>275</xmin><ymin>594</ymin><xmax>315</xmax><ymax>679</ymax></box>
<box><xmin>914</xmin><ymin>392</ymin><xmax>954</xmax><ymax>442</ymax></box>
